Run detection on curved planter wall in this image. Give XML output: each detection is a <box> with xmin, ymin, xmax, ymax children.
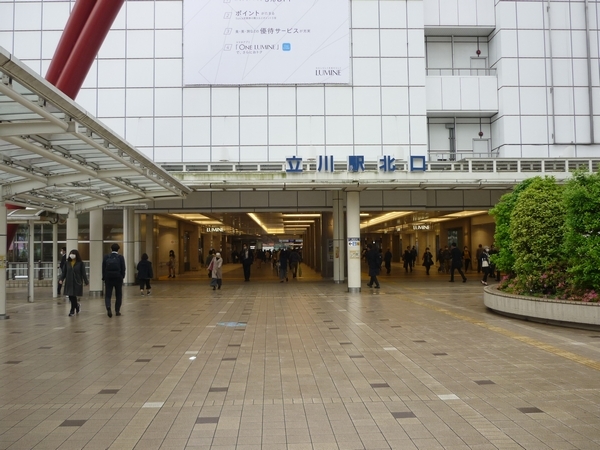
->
<box><xmin>483</xmin><ymin>286</ymin><xmax>600</xmax><ymax>328</ymax></box>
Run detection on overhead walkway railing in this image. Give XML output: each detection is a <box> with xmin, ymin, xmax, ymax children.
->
<box><xmin>161</xmin><ymin>158</ymin><xmax>599</xmax><ymax>192</ymax></box>
<box><xmin>161</xmin><ymin>159</ymin><xmax>600</xmax><ymax>175</ymax></box>
<box><xmin>0</xmin><ymin>46</ymin><xmax>190</xmax><ymax>214</ymax></box>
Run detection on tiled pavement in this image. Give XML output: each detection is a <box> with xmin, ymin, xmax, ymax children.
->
<box><xmin>1</xmin><ymin>263</ymin><xmax>600</xmax><ymax>449</ymax></box>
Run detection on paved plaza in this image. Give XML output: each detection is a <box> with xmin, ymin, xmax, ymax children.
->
<box><xmin>1</xmin><ymin>263</ymin><xmax>599</xmax><ymax>449</ymax></box>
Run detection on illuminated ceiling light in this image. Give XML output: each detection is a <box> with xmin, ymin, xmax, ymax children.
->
<box><xmin>283</xmin><ymin>220</ymin><xmax>315</xmax><ymax>223</ymax></box>
<box><xmin>360</xmin><ymin>213</ymin><xmax>370</xmax><ymax>217</ymax></box>
<box><xmin>246</xmin><ymin>213</ymin><xmax>285</xmax><ymax>235</ymax></box>
<box><xmin>423</xmin><ymin>217</ymin><xmax>453</xmax><ymax>223</ymax></box>
<box><xmin>360</xmin><ymin>211</ymin><xmax>413</xmax><ymax>229</ymax></box>
<box><xmin>281</xmin><ymin>213</ymin><xmax>321</xmax><ymax>218</ymax></box>
<box><xmin>444</xmin><ymin>210</ymin><xmax>489</xmax><ymax>218</ymax></box>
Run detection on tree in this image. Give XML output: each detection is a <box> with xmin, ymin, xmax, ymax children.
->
<box><xmin>509</xmin><ymin>177</ymin><xmax>565</xmax><ymax>292</ymax></box>
<box><xmin>489</xmin><ymin>178</ymin><xmax>535</xmax><ymax>274</ymax></box>
<box><xmin>563</xmin><ymin>172</ymin><xmax>600</xmax><ymax>291</ymax></box>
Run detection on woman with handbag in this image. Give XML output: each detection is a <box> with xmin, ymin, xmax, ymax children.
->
<box><xmin>59</xmin><ymin>249</ymin><xmax>88</xmax><ymax>316</ymax></box>
<box><xmin>209</xmin><ymin>252</ymin><xmax>223</xmax><ymax>290</ymax></box>
<box><xmin>422</xmin><ymin>247</ymin><xmax>434</xmax><ymax>275</ymax></box>
<box><xmin>480</xmin><ymin>247</ymin><xmax>491</xmax><ymax>286</ymax></box>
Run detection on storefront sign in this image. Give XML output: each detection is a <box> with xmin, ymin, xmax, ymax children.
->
<box><xmin>413</xmin><ymin>224</ymin><xmax>430</xmax><ymax>230</ymax></box>
<box><xmin>206</xmin><ymin>227</ymin><xmax>224</xmax><ymax>233</ymax></box>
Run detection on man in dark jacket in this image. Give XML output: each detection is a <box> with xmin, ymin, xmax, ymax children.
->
<box><xmin>383</xmin><ymin>249</ymin><xmax>392</xmax><ymax>274</ymax></box>
<box><xmin>366</xmin><ymin>244</ymin><xmax>382</xmax><ymax>289</ymax></box>
<box><xmin>241</xmin><ymin>243</ymin><xmax>254</xmax><ymax>281</ymax></box>
<box><xmin>449</xmin><ymin>242</ymin><xmax>467</xmax><ymax>283</ymax></box>
<box><xmin>102</xmin><ymin>243</ymin><xmax>126</xmax><ymax>317</ymax></box>
<box><xmin>57</xmin><ymin>247</ymin><xmax>67</xmax><ymax>296</ymax></box>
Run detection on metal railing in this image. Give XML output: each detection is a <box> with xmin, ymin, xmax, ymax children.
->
<box><xmin>162</xmin><ymin>158</ymin><xmax>600</xmax><ymax>175</ymax></box>
<box><xmin>5</xmin><ymin>261</ymin><xmax>90</xmax><ymax>281</ymax></box>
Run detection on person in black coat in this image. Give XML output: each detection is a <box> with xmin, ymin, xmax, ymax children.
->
<box><xmin>137</xmin><ymin>253</ymin><xmax>154</xmax><ymax>296</ymax></box>
<box><xmin>449</xmin><ymin>242</ymin><xmax>467</xmax><ymax>282</ymax></box>
<box><xmin>383</xmin><ymin>249</ymin><xmax>392</xmax><ymax>275</ymax></box>
<box><xmin>59</xmin><ymin>249</ymin><xmax>88</xmax><ymax>316</ymax></box>
<box><xmin>57</xmin><ymin>247</ymin><xmax>67</xmax><ymax>296</ymax></box>
<box><xmin>366</xmin><ymin>243</ymin><xmax>382</xmax><ymax>289</ymax></box>
<box><xmin>241</xmin><ymin>243</ymin><xmax>254</xmax><ymax>281</ymax></box>
<box><xmin>102</xmin><ymin>243</ymin><xmax>126</xmax><ymax>317</ymax></box>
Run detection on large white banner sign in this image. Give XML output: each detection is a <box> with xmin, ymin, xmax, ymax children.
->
<box><xmin>183</xmin><ymin>0</ymin><xmax>350</xmax><ymax>85</ymax></box>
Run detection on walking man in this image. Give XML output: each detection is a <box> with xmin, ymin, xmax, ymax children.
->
<box><xmin>241</xmin><ymin>243</ymin><xmax>254</xmax><ymax>281</ymax></box>
<box><xmin>366</xmin><ymin>243</ymin><xmax>382</xmax><ymax>289</ymax></box>
<box><xmin>449</xmin><ymin>242</ymin><xmax>467</xmax><ymax>283</ymax></box>
<box><xmin>102</xmin><ymin>243</ymin><xmax>126</xmax><ymax>317</ymax></box>
<box><xmin>384</xmin><ymin>248</ymin><xmax>392</xmax><ymax>274</ymax></box>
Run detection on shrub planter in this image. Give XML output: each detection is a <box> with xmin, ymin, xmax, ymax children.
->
<box><xmin>483</xmin><ymin>285</ymin><xmax>600</xmax><ymax>330</ymax></box>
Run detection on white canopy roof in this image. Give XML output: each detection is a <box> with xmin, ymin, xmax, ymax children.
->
<box><xmin>0</xmin><ymin>46</ymin><xmax>190</xmax><ymax>215</ymax></box>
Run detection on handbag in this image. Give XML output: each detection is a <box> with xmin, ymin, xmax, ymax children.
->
<box><xmin>482</xmin><ymin>260</ymin><xmax>489</xmax><ymax>268</ymax></box>
<box><xmin>210</xmin><ymin>278</ymin><xmax>218</xmax><ymax>287</ymax></box>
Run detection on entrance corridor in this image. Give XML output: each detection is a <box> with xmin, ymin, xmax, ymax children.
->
<box><xmin>1</xmin><ymin>264</ymin><xmax>600</xmax><ymax>449</ymax></box>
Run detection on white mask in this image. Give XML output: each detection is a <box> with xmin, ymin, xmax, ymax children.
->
<box><xmin>69</xmin><ymin>254</ymin><xmax>76</xmax><ymax>260</ymax></box>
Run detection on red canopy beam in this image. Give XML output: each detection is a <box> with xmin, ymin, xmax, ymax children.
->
<box><xmin>47</xmin><ymin>0</ymin><xmax>125</xmax><ymax>99</ymax></box>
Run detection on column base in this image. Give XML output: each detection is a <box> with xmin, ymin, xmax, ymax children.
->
<box><xmin>333</xmin><ymin>280</ymin><xmax>345</xmax><ymax>284</ymax></box>
<box><xmin>0</xmin><ymin>314</ymin><xmax>10</xmax><ymax>320</ymax></box>
<box><xmin>348</xmin><ymin>287</ymin><xmax>361</xmax><ymax>293</ymax></box>
<box><xmin>89</xmin><ymin>290</ymin><xmax>103</xmax><ymax>296</ymax></box>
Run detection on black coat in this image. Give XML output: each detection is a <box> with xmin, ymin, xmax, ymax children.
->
<box><xmin>60</xmin><ymin>260</ymin><xmax>88</xmax><ymax>296</ymax></box>
<box><xmin>137</xmin><ymin>259</ymin><xmax>153</xmax><ymax>280</ymax></box>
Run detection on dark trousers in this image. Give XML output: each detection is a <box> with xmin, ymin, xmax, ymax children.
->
<box><xmin>482</xmin><ymin>267</ymin><xmax>490</xmax><ymax>282</ymax></box>
<box><xmin>139</xmin><ymin>279</ymin><xmax>151</xmax><ymax>290</ymax></box>
<box><xmin>68</xmin><ymin>295</ymin><xmax>78</xmax><ymax>312</ymax></box>
<box><xmin>368</xmin><ymin>274</ymin><xmax>379</xmax><ymax>287</ymax></box>
<box><xmin>105</xmin><ymin>279</ymin><xmax>123</xmax><ymax>311</ymax></box>
<box><xmin>242</xmin><ymin>262</ymin><xmax>251</xmax><ymax>281</ymax></box>
<box><xmin>464</xmin><ymin>260</ymin><xmax>471</xmax><ymax>272</ymax></box>
<box><xmin>450</xmin><ymin>265</ymin><xmax>466</xmax><ymax>281</ymax></box>
<box><xmin>385</xmin><ymin>262</ymin><xmax>391</xmax><ymax>274</ymax></box>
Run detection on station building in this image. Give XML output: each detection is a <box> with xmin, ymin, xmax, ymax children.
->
<box><xmin>1</xmin><ymin>0</ymin><xmax>600</xmax><ymax>309</ymax></box>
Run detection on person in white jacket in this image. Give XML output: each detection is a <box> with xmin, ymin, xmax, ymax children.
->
<box><xmin>209</xmin><ymin>252</ymin><xmax>223</xmax><ymax>290</ymax></box>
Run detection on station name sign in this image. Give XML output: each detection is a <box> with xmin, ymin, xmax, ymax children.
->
<box><xmin>284</xmin><ymin>155</ymin><xmax>426</xmax><ymax>173</ymax></box>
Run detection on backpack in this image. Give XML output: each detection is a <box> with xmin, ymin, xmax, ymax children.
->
<box><xmin>105</xmin><ymin>254</ymin><xmax>122</xmax><ymax>279</ymax></box>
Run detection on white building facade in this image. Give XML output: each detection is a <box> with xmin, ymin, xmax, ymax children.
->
<box><xmin>1</xmin><ymin>0</ymin><xmax>598</xmax><ymax>166</ymax></box>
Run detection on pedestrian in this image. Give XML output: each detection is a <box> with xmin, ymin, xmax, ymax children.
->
<box><xmin>205</xmin><ymin>249</ymin><xmax>214</xmax><ymax>278</ymax></box>
<box><xmin>489</xmin><ymin>244</ymin><xmax>500</xmax><ymax>281</ymax></box>
<box><xmin>410</xmin><ymin>246</ymin><xmax>418</xmax><ymax>270</ymax></box>
<box><xmin>422</xmin><ymin>247</ymin><xmax>434</xmax><ymax>275</ymax></box>
<box><xmin>476</xmin><ymin>244</ymin><xmax>484</xmax><ymax>273</ymax></box>
<box><xmin>278</xmin><ymin>247</ymin><xmax>290</xmax><ymax>282</ymax></box>
<box><xmin>384</xmin><ymin>248</ymin><xmax>392</xmax><ymax>274</ymax></box>
<box><xmin>480</xmin><ymin>246</ymin><xmax>491</xmax><ymax>285</ymax></box>
<box><xmin>59</xmin><ymin>249</ymin><xmax>88</xmax><ymax>317</ymax></box>
<box><xmin>463</xmin><ymin>246</ymin><xmax>472</xmax><ymax>272</ymax></box>
<box><xmin>57</xmin><ymin>246</ymin><xmax>67</xmax><ymax>296</ymax></box>
<box><xmin>168</xmin><ymin>250</ymin><xmax>176</xmax><ymax>278</ymax></box>
<box><xmin>366</xmin><ymin>243</ymin><xmax>382</xmax><ymax>288</ymax></box>
<box><xmin>137</xmin><ymin>253</ymin><xmax>153</xmax><ymax>296</ymax></box>
<box><xmin>208</xmin><ymin>252</ymin><xmax>223</xmax><ymax>290</ymax></box>
<box><xmin>449</xmin><ymin>242</ymin><xmax>467</xmax><ymax>283</ymax></box>
<box><xmin>403</xmin><ymin>246</ymin><xmax>412</xmax><ymax>272</ymax></box>
<box><xmin>102</xmin><ymin>243</ymin><xmax>126</xmax><ymax>318</ymax></box>
<box><xmin>443</xmin><ymin>246</ymin><xmax>451</xmax><ymax>273</ymax></box>
<box><xmin>289</xmin><ymin>248</ymin><xmax>301</xmax><ymax>278</ymax></box>
<box><xmin>241</xmin><ymin>243</ymin><xmax>254</xmax><ymax>281</ymax></box>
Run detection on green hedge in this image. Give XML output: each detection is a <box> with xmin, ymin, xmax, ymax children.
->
<box><xmin>491</xmin><ymin>173</ymin><xmax>599</xmax><ymax>300</ymax></box>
